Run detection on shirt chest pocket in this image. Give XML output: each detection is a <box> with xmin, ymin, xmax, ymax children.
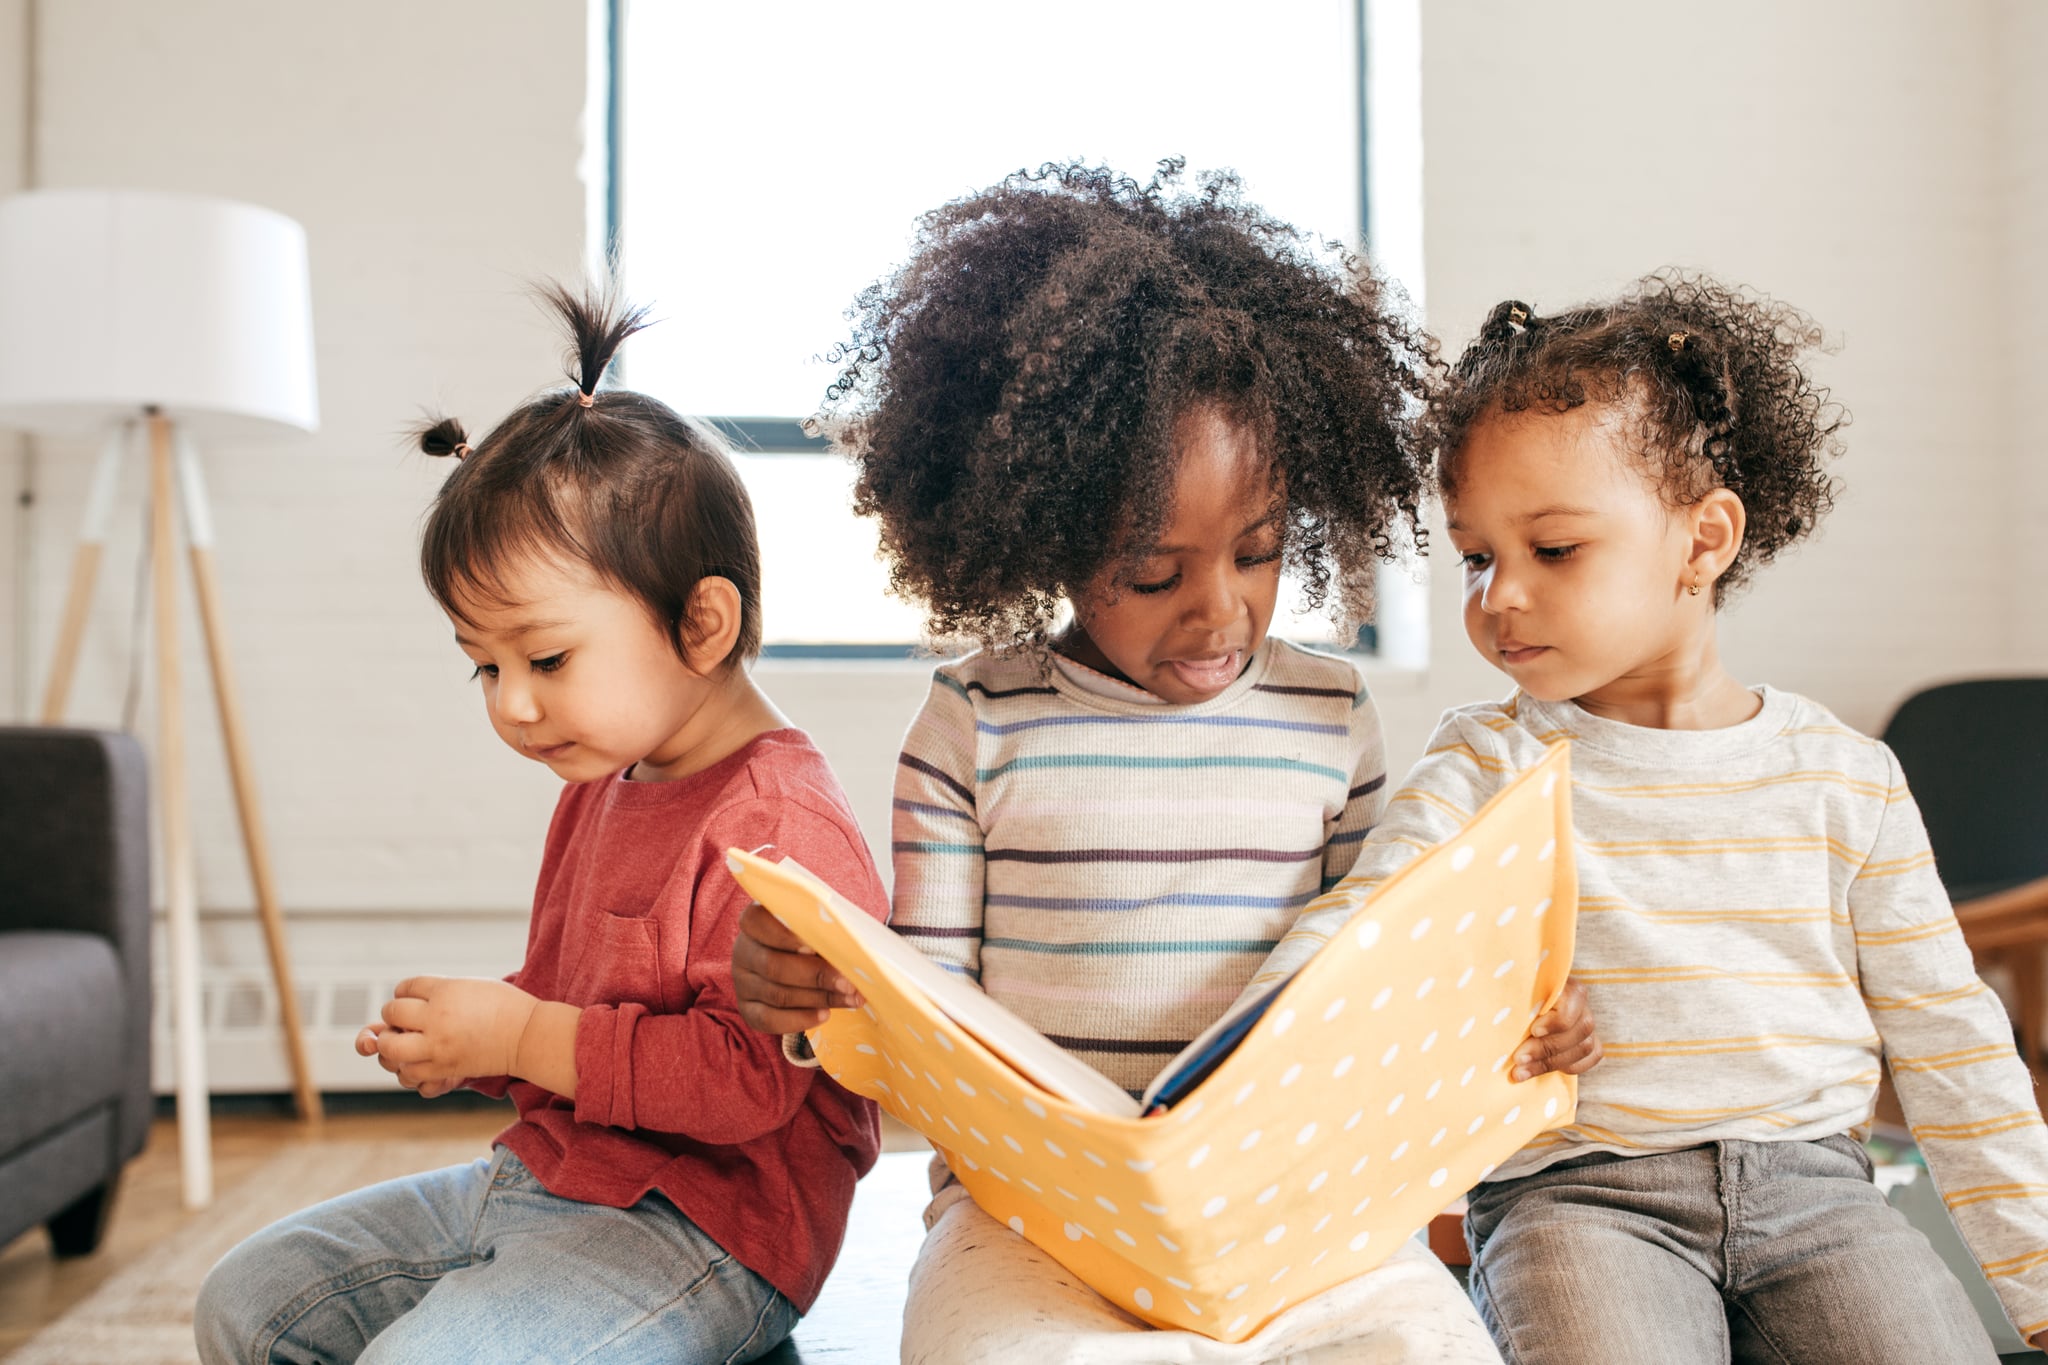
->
<box><xmin>567</xmin><ymin>912</ymin><xmax>671</xmax><ymax>1012</ymax></box>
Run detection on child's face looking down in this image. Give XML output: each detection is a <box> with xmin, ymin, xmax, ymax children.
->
<box><xmin>1061</xmin><ymin>405</ymin><xmax>1283</xmax><ymax>705</ymax></box>
<box><xmin>1446</xmin><ymin>403</ymin><xmax>1738</xmax><ymax>712</ymax></box>
<box><xmin>448</xmin><ymin>554</ymin><xmax>724</xmax><ymax>783</ymax></box>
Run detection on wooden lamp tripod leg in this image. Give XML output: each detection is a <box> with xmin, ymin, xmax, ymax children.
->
<box><xmin>39</xmin><ymin>424</ymin><xmax>131</xmax><ymax>723</ymax></box>
<box><xmin>174</xmin><ymin>431</ymin><xmax>323</xmax><ymax>1123</ymax></box>
<box><xmin>149</xmin><ymin>412</ymin><xmax>214</xmax><ymax>1210</ymax></box>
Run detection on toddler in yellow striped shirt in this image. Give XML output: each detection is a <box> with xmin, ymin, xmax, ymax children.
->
<box><xmin>1244</xmin><ymin>272</ymin><xmax>2046</xmax><ymax>1362</ymax></box>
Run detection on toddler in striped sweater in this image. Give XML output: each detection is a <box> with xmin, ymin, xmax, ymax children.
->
<box><xmin>1244</xmin><ymin>272</ymin><xmax>2048</xmax><ymax>1362</ymax></box>
<box><xmin>734</xmin><ymin>161</ymin><xmax>1596</xmax><ymax>1363</ymax></box>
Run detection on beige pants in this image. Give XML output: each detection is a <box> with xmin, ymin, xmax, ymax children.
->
<box><xmin>899</xmin><ymin>1173</ymin><xmax>1503</xmax><ymax>1365</ymax></box>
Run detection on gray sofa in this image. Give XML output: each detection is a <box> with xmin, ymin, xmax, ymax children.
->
<box><xmin>0</xmin><ymin>726</ymin><xmax>152</xmax><ymax>1255</ymax></box>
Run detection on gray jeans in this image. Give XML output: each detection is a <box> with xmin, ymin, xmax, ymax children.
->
<box><xmin>1464</xmin><ymin>1135</ymin><xmax>1998</xmax><ymax>1365</ymax></box>
<box><xmin>195</xmin><ymin>1148</ymin><xmax>795</xmax><ymax>1365</ymax></box>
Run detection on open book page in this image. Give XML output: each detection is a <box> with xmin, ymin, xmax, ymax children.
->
<box><xmin>1136</xmin><ymin>972</ymin><xmax>1296</xmax><ymax>1112</ymax></box>
<box><xmin>727</xmin><ymin>741</ymin><xmax>1577</xmax><ymax>1343</ymax></box>
<box><xmin>731</xmin><ymin>851</ymin><xmax>1141</xmax><ymax>1116</ymax></box>
<box><xmin>742</xmin><ymin>848</ymin><xmax>1289</xmax><ymax>1117</ymax></box>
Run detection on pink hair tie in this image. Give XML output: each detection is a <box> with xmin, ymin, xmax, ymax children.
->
<box><xmin>577</xmin><ymin>390</ymin><xmax>596</xmax><ymax>408</ymax></box>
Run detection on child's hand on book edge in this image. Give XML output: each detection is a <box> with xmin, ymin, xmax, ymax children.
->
<box><xmin>1512</xmin><ymin>976</ymin><xmax>1602</xmax><ymax>1081</ymax></box>
<box><xmin>733</xmin><ymin>900</ymin><xmax>866</xmax><ymax>1034</ymax></box>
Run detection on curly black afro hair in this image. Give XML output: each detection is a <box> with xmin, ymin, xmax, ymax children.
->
<box><xmin>1429</xmin><ymin>270</ymin><xmax>1846</xmax><ymax>604</ymax></box>
<box><xmin>819</xmin><ymin>159</ymin><xmax>1434</xmax><ymax>649</ymax></box>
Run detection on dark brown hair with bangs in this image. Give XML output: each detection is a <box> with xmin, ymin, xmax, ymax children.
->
<box><xmin>418</xmin><ymin>284</ymin><xmax>763</xmax><ymax>667</ymax></box>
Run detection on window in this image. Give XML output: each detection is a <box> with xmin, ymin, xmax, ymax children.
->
<box><xmin>615</xmin><ymin>0</ymin><xmax>1423</xmax><ymax>658</ymax></box>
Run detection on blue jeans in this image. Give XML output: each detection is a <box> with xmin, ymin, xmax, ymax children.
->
<box><xmin>194</xmin><ymin>1147</ymin><xmax>797</xmax><ymax>1365</ymax></box>
<box><xmin>1464</xmin><ymin>1135</ymin><xmax>1998</xmax><ymax>1364</ymax></box>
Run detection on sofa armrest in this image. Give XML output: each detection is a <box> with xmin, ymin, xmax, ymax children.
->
<box><xmin>0</xmin><ymin>726</ymin><xmax>152</xmax><ymax>1158</ymax></box>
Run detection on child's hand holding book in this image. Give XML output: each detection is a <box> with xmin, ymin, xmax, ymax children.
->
<box><xmin>1512</xmin><ymin>978</ymin><xmax>1600</xmax><ymax>1082</ymax></box>
<box><xmin>732</xmin><ymin>901</ymin><xmax>865</xmax><ymax>1032</ymax></box>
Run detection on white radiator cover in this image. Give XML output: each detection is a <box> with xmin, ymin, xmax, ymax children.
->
<box><xmin>147</xmin><ymin>909</ymin><xmax>528</xmax><ymax>1093</ymax></box>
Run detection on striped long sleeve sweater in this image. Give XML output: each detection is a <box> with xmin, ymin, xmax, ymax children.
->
<box><xmin>889</xmin><ymin>640</ymin><xmax>1388</xmax><ymax>1096</ymax></box>
<box><xmin>1241</xmin><ymin>685</ymin><xmax>2048</xmax><ymax>1336</ymax></box>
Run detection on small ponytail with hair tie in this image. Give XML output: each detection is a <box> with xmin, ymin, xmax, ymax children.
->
<box><xmin>1480</xmin><ymin>298</ymin><xmax>1536</xmax><ymax>346</ymax></box>
<box><xmin>539</xmin><ymin>281</ymin><xmax>652</xmax><ymax>411</ymax></box>
<box><xmin>416</xmin><ymin>416</ymin><xmax>472</xmax><ymax>461</ymax></box>
<box><xmin>1659</xmin><ymin>321</ymin><xmax>1742</xmax><ymax>486</ymax></box>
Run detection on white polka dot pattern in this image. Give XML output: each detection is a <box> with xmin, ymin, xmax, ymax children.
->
<box><xmin>729</xmin><ymin>741</ymin><xmax>1579</xmax><ymax>1343</ymax></box>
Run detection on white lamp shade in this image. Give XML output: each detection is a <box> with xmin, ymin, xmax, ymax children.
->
<box><xmin>0</xmin><ymin>189</ymin><xmax>318</xmax><ymax>440</ymax></box>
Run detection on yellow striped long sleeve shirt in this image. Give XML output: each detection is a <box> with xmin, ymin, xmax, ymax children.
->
<box><xmin>1242</xmin><ymin>685</ymin><xmax>2048</xmax><ymax>1337</ymax></box>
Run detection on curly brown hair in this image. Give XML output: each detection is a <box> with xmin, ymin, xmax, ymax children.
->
<box><xmin>820</xmin><ymin>160</ymin><xmax>1433</xmax><ymax>649</ymax></box>
<box><xmin>1429</xmin><ymin>271</ymin><xmax>1846</xmax><ymax>604</ymax></box>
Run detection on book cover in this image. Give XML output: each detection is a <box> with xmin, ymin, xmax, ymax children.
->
<box><xmin>727</xmin><ymin>741</ymin><xmax>1578</xmax><ymax>1341</ymax></box>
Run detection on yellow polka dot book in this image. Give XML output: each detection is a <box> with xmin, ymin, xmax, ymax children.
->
<box><xmin>727</xmin><ymin>742</ymin><xmax>1578</xmax><ymax>1342</ymax></box>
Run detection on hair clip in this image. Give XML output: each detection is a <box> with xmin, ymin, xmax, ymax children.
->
<box><xmin>577</xmin><ymin>390</ymin><xmax>596</xmax><ymax>408</ymax></box>
<box><xmin>1507</xmin><ymin>304</ymin><xmax>1529</xmax><ymax>328</ymax></box>
<box><xmin>452</xmin><ymin>442</ymin><xmax>472</xmax><ymax>460</ymax></box>
<box><xmin>1668</xmin><ymin>331</ymin><xmax>1690</xmax><ymax>352</ymax></box>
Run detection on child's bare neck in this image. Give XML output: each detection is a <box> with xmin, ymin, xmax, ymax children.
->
<box><xmin>1574</xmin><ymin>678</ymin><xmax>1762</xmax><ymax>731</ymax></box>
<box><xmin>631</xmin><ymin>671</ymin><xmax>791</xmax><ymax>783</ymax></box>
<box><xmin>1571</xmin><ymin>635</ymin><xmax>1761</xmax><ymax>732</ymax></box>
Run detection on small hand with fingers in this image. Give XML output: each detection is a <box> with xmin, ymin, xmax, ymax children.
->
<box><xmin>356</xmin><ymin>976</ymin><xmax>539</xmax><ymax>1096</ymax></box>
<box><xmin>1513</xmin><ymin>976</ymin><xmax>1602</xmax><ymax>1082</ymax></box>
<box><xmin>731</xmin><ymin>901</ymin><xmax>863</xmax><ymax>1034</ymax></box>
<box><xmin>354</xmin><ymin>1021</ymin><xmax>461</xmax><ymax>1098</ymax></box>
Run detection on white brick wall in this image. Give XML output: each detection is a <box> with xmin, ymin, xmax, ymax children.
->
<box><xmin>1996</xmin><ymin>0</ymin><xmax>2048</xmax><ymax>670</ymax></box>
<box><xmin>17</xmin><ymin>1</ymin><xmax>589</xmax><ymax>935</ymax></box>
<box><xmin>1403</xmin><ymin>0</ymin><xmax>2039</xmax><ymax>775</ymax></box>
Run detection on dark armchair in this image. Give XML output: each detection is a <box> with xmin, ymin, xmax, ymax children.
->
<box><xmin>1881</xmin><ymin>678</ymin><xmax>2048</xmax><ymax>1066</ymax></box>
<box><xmin>0</xmin><ymin>726</ymin><xmax>153</xmax><ymax>1255</ymax></box>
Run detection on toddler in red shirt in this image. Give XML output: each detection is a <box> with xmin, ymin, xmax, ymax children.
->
<box><xmin>194</xmin><ymin>286</ymin><xmax>888</xmax><ymax>1365</ymax></box>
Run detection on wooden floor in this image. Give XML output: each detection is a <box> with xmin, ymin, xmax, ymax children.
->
<box><xmin>0</xmin><ymin>1097</ymin><xmax>927</xmax><ymax>1357</ymax></box>
<box><xmin>0</xmin><ymin>1099</ymin><xmax>506</xmax><ymax>1356</ymax></box>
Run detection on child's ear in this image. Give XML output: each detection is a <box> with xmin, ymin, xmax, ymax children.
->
<box><xmin>677</xmin><ymin>576</ymin><xmax>745</xmax><ymax>674</ymax></box>
<box><xmin>1684</xmin><ymin>489</ymin><xmax>1746</xmax><ymax>599</ymax></box>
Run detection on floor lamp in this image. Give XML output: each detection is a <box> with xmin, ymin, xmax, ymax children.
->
<box><xmin>0</xmin><ymin>189</ymin><xmax>325</xmax><ymax>1210</ymax></box>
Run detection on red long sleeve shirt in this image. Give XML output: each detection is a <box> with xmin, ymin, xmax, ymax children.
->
<box><xmin>480</xmin><ymin>728</ymin><xmax>887</xmax><ymax>1312</ymax></box>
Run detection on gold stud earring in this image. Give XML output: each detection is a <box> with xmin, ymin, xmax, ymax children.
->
<box><xmin>1688</xmin><ymin>575</ymin><xmax>1702</xmax><ymax>598</ymax></box>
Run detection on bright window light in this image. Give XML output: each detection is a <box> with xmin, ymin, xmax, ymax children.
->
<box><xmin>619</xmin><ymin>1</ymin><xmax>1384</xmax><ymax>651</ymax></box>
